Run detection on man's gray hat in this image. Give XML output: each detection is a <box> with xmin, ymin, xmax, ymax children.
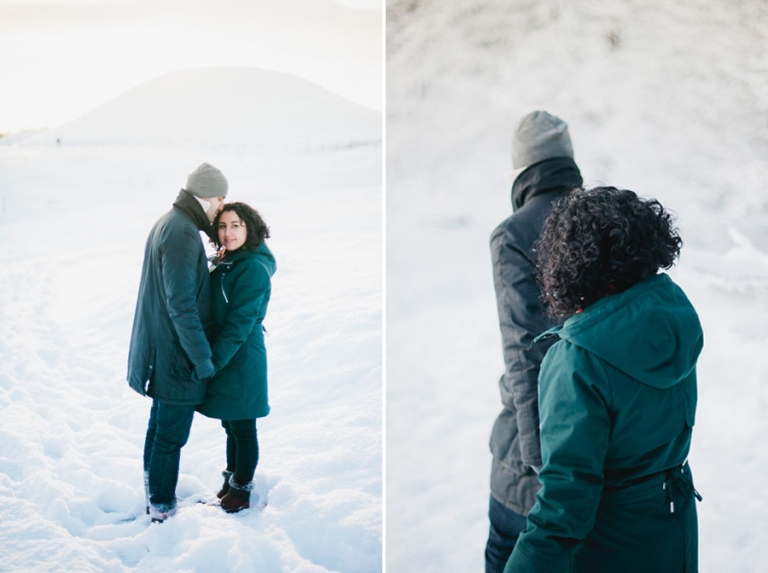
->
<box><xmin>185</xmin><ymin>162</ymin><xmax>228</xmax><ymax>198</ymax></box>
<box><xmin>512</xmin><ymin>111</ymin><xmax>574</xmax><ymax>170</ymax></box>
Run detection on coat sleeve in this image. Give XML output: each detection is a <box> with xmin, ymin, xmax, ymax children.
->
<box><xmin>504</xmin><ymin>343</ymin><xmax>611</xmax><ymax>572</ymax></box>
<box><xmin>161</xmin><ymin>225</ymin><xmax>214</xmax><ymax>380</ymax></box>
<box><xmin>490</xmin><ymin>225</ymin><xmax>556</xmax><ymax>468</ymax></box>
<box><xmin>211</xmin><ymin>259</ymin><xmax>270</xmax><ymax>370</ymax></box>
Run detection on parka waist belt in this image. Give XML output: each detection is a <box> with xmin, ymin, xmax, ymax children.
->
<box><xmin>662</xmin><ymin>462</ymin><xmax>703</xmax><ymax>514</ymax></box>
<box><xmin>601</xmin><ymin>462</ymin><xmax>703</xmax><ymax>512</ymax></box>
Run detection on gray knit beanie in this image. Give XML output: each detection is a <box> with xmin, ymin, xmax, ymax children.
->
<box><xmin>512</xmin><ymin>111</ymin><xmax>573</xmax><ymax>170</ymax></box>
<box><xmin>185</xmin><ymin>163</ymin><xmax>228</xmax><ymax>198</ymax></box>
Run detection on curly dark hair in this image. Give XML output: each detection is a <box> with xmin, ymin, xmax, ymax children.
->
<box><xmin>213</xmin><ymin>201</ymin><xmax>270</xmax><ymax>251</ymax></box>
<box><xmin>535</xmin><ymin>186</ymin><xmax>682</xmax><ymax>319</ymax></box>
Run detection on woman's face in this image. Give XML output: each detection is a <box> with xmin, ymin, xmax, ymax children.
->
<box><xmin>218</xmin><ymin>210</ymin><xmax>247</xmax><ymax>252</ymax></box>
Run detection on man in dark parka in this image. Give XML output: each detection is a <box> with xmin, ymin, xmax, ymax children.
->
<box><xmin>486</xmin><ymin>112</ymin><xmax>583</xmax><ymax>572</ymax></box>
<box><xmin>127</xmin><ymin>162</ymin><xmax>228</xmax><ymax>522</ymax></box>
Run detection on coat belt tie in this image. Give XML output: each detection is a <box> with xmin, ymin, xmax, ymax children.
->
<box><xmin>662</xmin><ymin>462</ymin><xmax>703</xmax><ymax>514</ymax></box>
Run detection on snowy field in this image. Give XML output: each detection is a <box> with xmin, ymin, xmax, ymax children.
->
<box><xmin>387</xmin><ymin>1</ymin><xmax>768</xmax><ymax>571</ymax></box>
<box><xmin>0</xmin><ymin>134</ymin><xmax>382</xmax><ymax>569</ymax></box>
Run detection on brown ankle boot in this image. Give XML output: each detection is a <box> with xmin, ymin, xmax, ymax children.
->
<box><xmin>217</xmin><ymin>470</ymin><xmax>233</xmax><ymax>499</ymax></box>
<box><xmin>220</xmin><ymin>474</ymin><xmax>252</xmax><ymax>513</ymax></box>
<box><xmin>220</xmin><ymin>493</ymin><xmax>250</xmax><ymax>513</ymax></box>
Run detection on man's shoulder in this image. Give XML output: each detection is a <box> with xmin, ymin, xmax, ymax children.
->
<box><xmin>155</xmin><ymin>206</ymin><xmax>199</xmax><ymax>237</ymax></box>
<box><xmin>146</xmin><ymin>208</ymin><xmax>204</xmax><ymax>260</ymax></box>
<box><xmin>490</xmin><ymin>212</ymin><xmax>515</xmax><ymax>242</ymax></box>
<box><xmin>490</xmin><ymin>210</ymin><xmax>528</xmax><ymax>251</ymax></box>
<box><xmin>492</xmin><ymin>194</ymin><xmax>558</xmax><ymax>247</ymax></box>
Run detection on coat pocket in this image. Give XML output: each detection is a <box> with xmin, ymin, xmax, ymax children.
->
<box><xmin>208</xmin><ymin>348</ymin><xmax>246</xmax><ymax>400</ymax></box>
<box><xmin>489</xmin><ymin>408</ymin><xmax>526</xmax><ymax>474</ymax></box>
<box><xmin>170</xmin><ymin>345</ymin><xmax>193</xmax><ymax>379</ymax></box>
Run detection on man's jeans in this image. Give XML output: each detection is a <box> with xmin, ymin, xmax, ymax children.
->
<box><xmin>485</xmin><ymin>494</ymin><xmax>529</xmax><ymax>573</ymax></box>
<box><xmin>222</xmin><ymin>419</ymin><xmax>259</xmax><ymax>484</ymax></box>
<box><xmin>143</xmin><ymin>400</ymin><xmax>195</xmax><ymax>511</ymax></box>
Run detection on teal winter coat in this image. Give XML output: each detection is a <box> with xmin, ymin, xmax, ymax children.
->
<box><xmin>197</xmin><ymin>242</ymin><xmax>276</xmax><ymax>420</ymax></box>
<box><xmin>505</xmin><ymin>273</ymin><xmax>704</xmax><ymax>573</ymax></box>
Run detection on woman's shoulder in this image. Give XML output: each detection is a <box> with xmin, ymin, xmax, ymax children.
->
<box><xmin>543</xmin><ymin>338</ymin><xmax>594</xmax><ymax>369</ymax></box>
<box><xmin>541</xmin><ymin>339</ymin><xmax>611</xmax><ymax>393</ymax></box>
<box><xmin>222</xmin><ymin>246</ymin><xmax>274</xmax><ymax>282</ymax></box>
<box><xmin>243</xmin><ymin>243</ymin><xmax>276</xmax><ymax>276</ymax></box>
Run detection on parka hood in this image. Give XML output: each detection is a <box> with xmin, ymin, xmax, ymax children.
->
<box><xmin>252</xmin><ymin>242</ymin><xmax>276</xmax><ymax>277</ymax></box>
<box><xmin>549</xmin><ymin>273</ymin><xmax>703</xmax><ymax>389</ymax></box>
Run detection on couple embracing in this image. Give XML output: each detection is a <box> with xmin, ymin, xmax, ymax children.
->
<box><xmin>126</xmin><ymin>163</ymin><xmax>274</xmax><ymax>523</ymax></box>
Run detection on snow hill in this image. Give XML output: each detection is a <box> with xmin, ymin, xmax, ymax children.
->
<box><xmin>386</xmin><ymin>1</ymin><xmax>768</xmax><ymax>572</ymax></box>
<box><xmin>17</xmin><ymin>67</ymin><xmax>381</xmax><ymax>147</ymax></box>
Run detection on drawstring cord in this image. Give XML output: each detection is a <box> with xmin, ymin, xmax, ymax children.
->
<box><xmin>662</xmin><ymin>463</ymin><xmax>703</xmax><ymax>513</ymax></box>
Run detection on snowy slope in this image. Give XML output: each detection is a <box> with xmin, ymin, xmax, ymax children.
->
<box><xmin>387</xmin><ymin>0</ymin><xmax>768</xmax><ymax>571</ymax></box>
<box><xmin>0</xmin><ymin>70</ymin><xmax>382</xmax><ymax>571</ymax></box>
<box><xmin>14</xmin><ymin>67</ymin><xmax>381</xmax><ymax>147</ymax></box>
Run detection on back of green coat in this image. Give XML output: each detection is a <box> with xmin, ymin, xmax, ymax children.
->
<box><xmin>197</xmin><ymin>242</ymin><xmax>276</xmax><ymax>420</ymax></box>
<box><xmin>506</xmin><ymin>273</ymin><xmax>704</xmax><ymax>573</ymax></box>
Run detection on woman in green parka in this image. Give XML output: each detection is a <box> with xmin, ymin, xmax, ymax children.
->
<box><xmin>505</xmin><ymin>187</ymin><xmax>704</xmax><ymax>573</ymax></box>
<box><xmin>197</xmin><ymin>201</ymin><xmax>276</xmax><ymax>513</ymax></box>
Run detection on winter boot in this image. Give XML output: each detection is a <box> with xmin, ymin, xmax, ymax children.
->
<box><xmin>217</xmin><ymin>470</ymin><xmax>234</xmax><ymax>499</ymax></box>
<box><xmin>220</xmin><ymin>474</ymin><xmax>252</xmax><ymax>513</ymax></box>
<box><xmin>149</xmin><ymin>503</ymin><xmax>177</xmax><ymax>523</ymax></box>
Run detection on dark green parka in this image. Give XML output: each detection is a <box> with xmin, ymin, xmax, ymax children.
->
<box><xmin>505</xmin><ymin>273</ymin><xmax>704</xmax><ymax>573</ymax></box>
<box><xmin>197</xmin><ymin>242</ymin><xmax>276</xmax><ymax>420</ymax></box>
<box><xmin>127</xmin><ymin>190</ymin><xmax>215</xmax><ymax>405</ymax></box>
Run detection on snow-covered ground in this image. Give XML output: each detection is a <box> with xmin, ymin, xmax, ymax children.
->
<box><xmin>0</xmin><ymin>69</ymin><xmax>382</xmax><ymax>572</ymax></box>
<box><xmin>386</xmin><ymin>1</ymin><xmax>768</xmax><ymax>571</ymax></box>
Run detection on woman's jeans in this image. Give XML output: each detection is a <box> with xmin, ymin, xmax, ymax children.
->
<box><xmin>222</xmin><ymin>419</ymin><xmax>259</xmax><ymax>483</ymax></box>
<box><xmin>485</xmin><ymin>494</ymin><xmax>529</xmax><ymax>573</ymax></box>
<box><xmin>143</xmin><ymin>400</ymin><xmax>195</xmax><ymax>511</ymax></box>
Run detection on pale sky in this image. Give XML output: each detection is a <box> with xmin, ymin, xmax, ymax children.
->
<box><xmin>0</xmin><ymin>0</ymin><xmax>382</xmax><ymax>134</ymax></box>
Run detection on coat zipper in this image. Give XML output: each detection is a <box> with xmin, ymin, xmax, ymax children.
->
<box><xmin>221</xmin><ymin>275</ymin><xmax>229</xmax><ymax>303</ymax></box>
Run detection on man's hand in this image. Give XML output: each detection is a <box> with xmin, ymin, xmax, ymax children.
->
<box><xmin>194</xmin><ymin>358</ymin><xmax>216</xmax><ymax>382</ymax></box>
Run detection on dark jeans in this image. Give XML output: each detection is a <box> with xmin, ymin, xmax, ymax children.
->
<box><xmin>485</xmin><ymin>494</ymin><xmax>529</xmax><ymax>573</ymax></box>
<box><xmin>143</xmin><ymin>400</ymin><xmax>195</xmax><ymax>511</ymax></box>
<box><xmin>223</xmin><ymin>419</ymin><xmax>259</xmax><ymax>484</ymax></box>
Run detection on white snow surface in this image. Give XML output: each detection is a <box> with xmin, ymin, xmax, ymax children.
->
<box><xmin>387</xmin><ymin>1</ymin><xmax>768</xmax><ymax>571</ymax></box>
<box><xmin>0</xmin><ymin>72</ymin><xmax>382</xmax><ymax>572</ymax></box>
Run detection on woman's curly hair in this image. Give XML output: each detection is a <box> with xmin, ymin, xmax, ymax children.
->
<box><xmin>535</xmin><ymin>186</ymin><xmax>682</xmax><ymax>319</ymax></box>
<box><xmin>213</xmin><ymin>201</ymin><xmax>270</xmax><ymax>251</ymax></box>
